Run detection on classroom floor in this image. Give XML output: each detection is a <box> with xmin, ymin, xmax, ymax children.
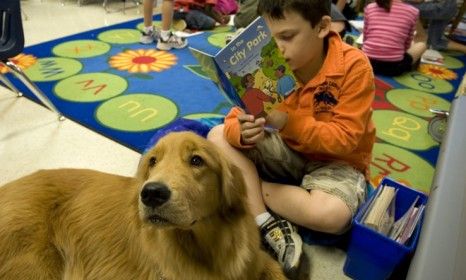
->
<box><xmin>0</xmin><ymin>1</ymin><xmax>350</xmax><ymax>279</ymax></box>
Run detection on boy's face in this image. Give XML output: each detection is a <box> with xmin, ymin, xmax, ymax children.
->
<box><xmin>264</xmin><ymin>10</ymin><xmax>330</xmax><ymax>76</ymax></box>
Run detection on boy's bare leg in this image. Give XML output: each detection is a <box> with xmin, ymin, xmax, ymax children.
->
<box><xmin>207</xmin><ymin>125</ymin><xmax>267</xmax><ymax>216</ymax></box>
<box><xmin>262</xmin><ymin>181</ymin><xmax>352</xmax><ymax>234</ymax></box>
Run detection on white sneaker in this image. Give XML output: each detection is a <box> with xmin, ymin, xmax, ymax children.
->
<box><xmin>140</xmin><ymin>28</ymin><xmax>160</xmax><ymax>45</ymax></box>
<box><xmin>260</xmin><ymin>215</ymin><xmax>303</xmax><ymax>278</ymax></box>
<box><xmin>156</xmin><ymin>32</ymin><xmax>188</xmax><ymax>50</ymax></box>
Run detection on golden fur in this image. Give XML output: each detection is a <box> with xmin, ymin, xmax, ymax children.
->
<box><xmin>0</xmin><ymin>131</ymin><xmax>286</xmax><ymax>280</ymax></box>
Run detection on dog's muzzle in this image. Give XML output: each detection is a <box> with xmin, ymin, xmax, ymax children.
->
<box><xmin>140</xmin><ymin>182</ymin><xmax>171</xmax><ymax>208</ymax></box>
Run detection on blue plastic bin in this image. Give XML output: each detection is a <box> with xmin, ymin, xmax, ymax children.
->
<box><xmin>343</xmin><ymin>177</ymin><xmax>428</xmax><ymax>280</ymax></box>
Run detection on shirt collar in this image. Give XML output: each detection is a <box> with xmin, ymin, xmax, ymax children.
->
<box><xmin>299</xmin><ymin>31</ymin><xmax>345</xmax><ymax>90</ymax></box>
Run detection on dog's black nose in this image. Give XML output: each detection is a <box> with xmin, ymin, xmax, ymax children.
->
<box><xmin>140</xmin><ymin>182</ymin><xmax>171</xmax><ymax>208</ymax></box>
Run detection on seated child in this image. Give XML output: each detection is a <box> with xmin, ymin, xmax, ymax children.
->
<box><xmin>173</xmin><ymin>0</ymin><xmax>237</xmax><ymax>30</ymax></box>
<box><xmin>208</xmin><ymin>0</ymin><xmax>375</xmax><ymax>277</ymax></box>
<box><xmin>363</xmin><ymin>0</ymin><xmax>427</xmax><ymax>76</ymax></box>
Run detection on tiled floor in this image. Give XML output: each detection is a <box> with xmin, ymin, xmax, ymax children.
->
<box><xmin>0</xmin><ymin>1</ymin><xmax>350</xmax><ymax>279</ymax></box>
<box><xmin>0</xmin><ymin>0</ymin><xmax>145</xmax><ymax>186</ymax></box>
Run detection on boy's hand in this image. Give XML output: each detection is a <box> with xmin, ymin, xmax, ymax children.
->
<box><xmin>266</xmin><ymin>110</ymin><xmax>288</xmax><ymax>130</ymax></box>
<box><xmin>238</xmin><ymin>113</ymin><xmax>266</xmax><ymax>145</ymax></box>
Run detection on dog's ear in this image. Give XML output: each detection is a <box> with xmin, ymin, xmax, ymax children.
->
<box><xmin>135</xmin><ymin>154</ymin><xmax>150</xmax><ymax>181</ymax></box>
<box><xmin>219</xmin><ymin>156</ymin><xmax>248</xmax><ymax>220</ymax></box>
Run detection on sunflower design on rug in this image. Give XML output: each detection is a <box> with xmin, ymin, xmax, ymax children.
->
<box><xmin>0</xmin><ymin>53</ymin><xmax>37</xmax><ymax>74</ymax></box>
<box><xmin>109</xmin><ymin>49</ymin><xmax>177</xmax><ymax>73</ymax></box>
<box><xmin>418</xmin><ymin>64</ymin><xmax>457</xmax><ymax>80</ymax></box>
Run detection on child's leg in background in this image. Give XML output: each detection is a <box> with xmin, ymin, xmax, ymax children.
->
<box><xmin>143</xmin><ymin>0</ymin><xmax>156</xmax><ymax>28</ymax></box>
<box><xmin>407</xmin><ymin>19</ymin><xmax>427</xmax><ymax>64</ymax></box>
<box><xmin>184</xmin><ymin>10</ymin><xmax>216</xmax><ymax>30</ymax></box>
<box><xmin>160</xmin><ymin>0</ymin><xmax>174</xmax><ymax>31</ymax></box>
<box><xmin>233</xmin><ymin>0</ymin><xmax>259</xmax><ymax>28</ymax></box>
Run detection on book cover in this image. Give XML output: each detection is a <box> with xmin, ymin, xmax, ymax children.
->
<box><xmin>190</xmin><ymin>16</ymin><xmax>298</xmax><ymax>117</ymax></box>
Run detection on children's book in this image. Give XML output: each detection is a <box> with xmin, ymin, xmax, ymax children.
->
<box><xmin>190</xmin><ymin>16</ymin><xmax>298</xmax><ymax>117</ymax></box>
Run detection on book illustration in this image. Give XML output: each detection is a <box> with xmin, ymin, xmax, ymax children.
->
<box><xmin>190</xmin><ymin>16</ymin><xmax>297</xmax><ymax>117</ymax></box>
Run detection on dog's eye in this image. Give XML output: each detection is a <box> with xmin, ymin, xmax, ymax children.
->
<box><xmin>190</xmin><ymin>155</ymin><xmax>204</xmax><ymax>167</ymax></box>
<box><xmin>148</xmin><ymin>157</ymin><xmax>157</xmax><ymax>167</ymax></box>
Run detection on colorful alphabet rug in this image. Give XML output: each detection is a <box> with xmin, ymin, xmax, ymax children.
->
<box><xmin>3</xmin><ymin>17</ymin><xmax>465</xmax><ymax>194</ymax></box>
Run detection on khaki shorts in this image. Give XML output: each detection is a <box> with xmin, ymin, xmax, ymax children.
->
<box><xmin>243</xmin><ymin>131</ymin><xmax>367</xmax><ymax>216</ymax></box>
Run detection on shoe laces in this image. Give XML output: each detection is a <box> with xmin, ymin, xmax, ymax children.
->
<box><xmin>263</xmin><ymin>219</ymin><xmax>296</xmax><ymax>259</ymax></box>
<box><xmin>162</xmin><ymin>32</ymin><xmax>185</xmax><ymax>44</ymax></box>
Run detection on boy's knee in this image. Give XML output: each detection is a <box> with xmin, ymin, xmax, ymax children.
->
<box><xmin>303</xmin><ymin>194</ymin><xmax>352</xmax><ymax>234</ymax></box>
<box><xmin>320</xmin><ymin>208</ymin><xmax>352</xmax><ymax>234</ymax></box>
<box><xmin>207</xmin><ymin>124</ymin><xmax>225</xmax><ymax>143</ymax></box>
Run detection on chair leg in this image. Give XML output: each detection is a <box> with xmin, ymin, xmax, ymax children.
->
<box><xmin>449</xmin><ymin>1</ymin><xmax>466</xmax><ymax>35</ymax></box>
<box><xmin>2</xmin><ymin>60</ymin><xmax>65</xmax><ymax>121</ymax></box>
<box><xmin>0</xmin><ymin>73</ymin><xmax>23</xmax><ymax>97</ymax></box>
<box><xmin>103</xmin><ymin>0</ymin><xmax>141</xmax><ymax>14</ymax></box>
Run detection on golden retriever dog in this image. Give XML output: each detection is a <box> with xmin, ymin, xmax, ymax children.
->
<box><xmin>0</xmin><ymin>131</ymin><xmax>286</xmax><ymax>280</ymax></box>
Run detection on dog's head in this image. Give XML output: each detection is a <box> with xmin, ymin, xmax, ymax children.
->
<box><xmin>137</xmin><ymin>131</ymin><xmax>247</xmax><ymax>229</ymax></box>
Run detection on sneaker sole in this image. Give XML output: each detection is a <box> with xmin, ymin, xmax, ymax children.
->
<box><xmin>283</xmin><ymin>232</ymin><xmax>303</xmax><ymax>273</ymax></box>
<box><xmin>140</xmin><ymin>37</ymin><xmax>154</xmax><ymax>45</ymax></box>
<box><xmin>156</xmin><ymin>41</ymin><xmax>188</xmax><ymax>51</ymax></box>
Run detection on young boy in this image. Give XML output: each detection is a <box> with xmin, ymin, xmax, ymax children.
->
<box><xmin>140</xmin><ymin>0</ymin><xmax>188</xmax><ymax>50</ymax></box>
<box><xmin>208</xmin><ymin>0</ymin><xmax>376</xmax><ymax>276</ymax></box>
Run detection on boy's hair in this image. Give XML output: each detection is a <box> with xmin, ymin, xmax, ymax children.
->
<box><xmin>257</xmin><ymin>0</ymin><xmax>331</xmax><ymax>28</ymax></box>
<box><xmin>375</xmin><ymin>0</ymin><xmax>391</xmax><ymax>12</ymax></box>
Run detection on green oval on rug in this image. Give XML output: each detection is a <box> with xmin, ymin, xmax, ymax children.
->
<box><xmin>394</xmin><ymin>72</ymin><xmax>453</xmax><ymax>94</ymax></box>
<box><xmin>443</xmin><ymin>55</ymin><xmax>464</xmax><ymax>69</ymax></box>
<box><xmin>52</xmin><ymin>40</ymin><xmax>111</xmax><ymax>58</ymax></box>
<box><xmin>24</xmin><ymin>57</ymin><xmax>83</xmax><ymax>82</ymax></box>
<box><xmin>184</xmin><ymin>113</ymin><xmax>225</xmax><ymax>119</ymax></box>
<box><xmin>385</xmin><ymin>89</ymin><xmax>451</xmax><ymax>118</ymax></box>
<box><xmin>54</xmin><ymin>73</ymin><xmax>127</xmax><ymax>102</ymax></box>
<box><xmin>96</xmin><ymin>93</ymin><xmax>178</xmax><ymax>132</ymax></box>
<box><xmin>370</xmin><ymin>143</ymin><xmax>434</xmax><ymax>194</ymax></box>
<box><xmin>373</xmin><ymin>110</ymin><xmax>438</xmax><ymax>150</ymax></box>
<box><xmin>98</xmin><ymin>29</ymin><xmax>142</xmax><ymax>44</ymax></box>
<box><xmin>208</xmin><ymin>32</ymin><xmax>232</xmax><ymax>49</ymax></box>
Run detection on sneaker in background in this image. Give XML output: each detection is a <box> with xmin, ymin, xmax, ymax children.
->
<box><xmin>260</xmin><ymin>214</ymin><xmax>303</xmax><ymax>277</ymax></box>
<box><xmin>140</xmin><ymin>28</ymin><xmax>160</xmax><ymax>45</ymax></box>
<box><xmin>156</xmin><ymin>32</ymin><xmax>188</xmax><ymax>50</ymax></box>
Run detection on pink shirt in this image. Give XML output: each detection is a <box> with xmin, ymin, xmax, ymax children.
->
<box><xmin>175</xmin><ymin>0</ymin><xmax>217</xmax><ymax>12</ymax></box>
<box><xmin>363</xmin><ymin>2</ymin><xmax>419</xmax><ymax>61</ymax></box>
